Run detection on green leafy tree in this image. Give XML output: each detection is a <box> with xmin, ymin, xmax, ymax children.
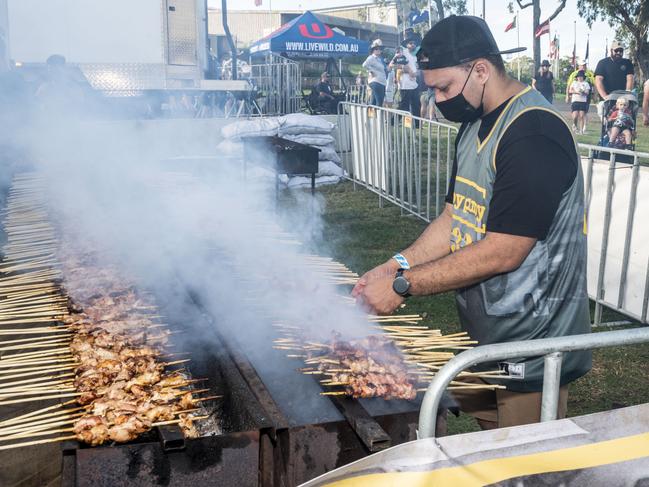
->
<box><xmin>577</xmin><ymin>0</ymin><xmax>649</xmax><ymax>82</ymax></box>
<box><xmin>508</xmin><ymin>1</ymin><xmax>567</xmax><ymax>71</ymax></box>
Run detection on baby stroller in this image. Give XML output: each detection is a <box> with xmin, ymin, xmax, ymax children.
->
<box><xmin>596</xmin><ymin>90</ymin><xmax>638</xmax><ymax>164</ymax></box>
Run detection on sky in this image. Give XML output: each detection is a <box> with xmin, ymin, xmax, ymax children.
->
<box><xmin>211</xmin><ymin>0</ymin><xmax>618</xmax><ymax>66</ymax></box>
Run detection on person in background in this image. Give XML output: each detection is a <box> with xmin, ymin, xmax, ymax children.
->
<box><xmin>568</xmin><ymin>70</ymin><xmax>590</xmax><ymax>134</ymax></box>
<box><xmin>354</xmin><ymin>15</ymin><xmax>591</xmax><ymax>430</ymax></box>
<box><xmin>532</xmin><ymin>59</ymin><xmax>554</xmax><ymax>103</ymax></box>
<box><xmin>566</xmin><ymin>60</ymin><xmax>595</xmax><ymax>128</ymax></box>
<box><xmin>607</xmin><ymin>97</ymin><xmax>634</xmax><ymax>149</ymax></box>
<box><xmin>642</xmin><ymin>79</ymin><xmax>649</xmax><ymax>127</ymax></box>
<box><xmin>384</xmin><ymin>68</ymin><xmax>396</xmax><ymax>108</ymax></box>
<box><xmin>420</xmin><ymin>88</ymin><xmax>438</xmax><ymax>120</ymax></box>
<box><xmin>362</xmin><ymin>39</ymin><xmax>388</xmax><ymax>107</ymax></box>
<box><xmin>390</xmin><ymin>38</ymin><xmax>420</xmax><ymax>117</ymax></box>
<box><xmin>315</xmin><ymin>72</ymin><xmax>337</xmax><ymax>114</ymax></box>
<box><xmin>594</xmin><ymin>41</ymin><xmax>634</xmax><ymax>118</ymax></box>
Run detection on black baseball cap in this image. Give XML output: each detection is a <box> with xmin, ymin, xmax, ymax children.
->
<box><xmin>418</xmin><ymin>15</ymin><xmax>526</xmax><ymax>69</ymax></box>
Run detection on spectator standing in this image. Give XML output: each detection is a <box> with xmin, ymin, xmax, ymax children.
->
<box><xmin>568</xmin><ymin>71</ymin><xmax>590</xmax><ymax>134</ymax></box>
<box><xmin>390</xmin><ymin>38</ymin><xmax>420</xmax><ymax>117</ymax></box>
<box><xmin>566</xmin><ymin>60</ymin><xmax>595</xmax><ymax>127</ymax></box>
<box><xmin>532</xmin><ymin>59</ymin><xmax>554</xmax><ymax>103</ymax></box>
<box><xmin>362</xmin><ymin>39</ymin><xmax>388</xmax><ymax>107</ymax></box>
<box><xmin>594</xmin><ymin>41</ymin><xmax>634</xmax><ymax>118</ymax></box>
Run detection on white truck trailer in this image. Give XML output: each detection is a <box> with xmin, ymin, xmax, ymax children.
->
<box><xmin>0</xmin><ymin>0</ymin><xmax>209</xmax><ymax>93</ymax></box>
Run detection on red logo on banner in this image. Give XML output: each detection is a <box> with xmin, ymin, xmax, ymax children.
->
<box><xmin>298</xmin><ymin>22</ymin><xmax>334</xmax><ymax>39</ymax></box>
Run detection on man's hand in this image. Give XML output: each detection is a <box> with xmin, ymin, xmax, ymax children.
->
<box><xmin>643</xmin><ymin>113</ymin><xmax>649</xmax><ymax>127</ymax></box>
<box><xmin>357</xmin><ymin>274</ymin><xmax>404</xmax><ymax>315</ymax></box>
<box><xmin>351</xmin><ymin>259</ymin><xmax>400</xmax><ymax>298</ymax></box>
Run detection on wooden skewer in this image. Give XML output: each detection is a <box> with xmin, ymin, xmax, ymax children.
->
<box><xmin>0</xmin><ymin>334</ymin><xmax>72</xmax><ymax>346</ymax></box>
<box><xmin>0</xmin><ymin>364</ymin><xmax>78</xmax><ymax>380</ymax></box>
<box><xmin>0</xmin><ymin>434</ymin><xmax>77</xmax><ymax>451</ymax></box>
<box><xmin>0</xmin><ymin>399</ymin><xmax>78</xmax><ymax>428</ymax></box>
<box><xmin>1</xmin><ymin>349</ymin><xmax>72</xmax><ymax>363</ymax></box>
<box><xmin>0</xmin><ymin>359</ymin><xmax>77</xmax><ymax>371</ymax></box>
<box><xmin>0</xmin><ymin>413</ymin><xmax>85</xmax><ymax>437</ymax></box>
<box><xmin>0</xmin><ymin>392</ymin><xmax>81</xmax><ymax>406</ymax></box>
<box><xmin>0</xmin><ymin>338</ymin><xmax>71</xmax><ymax>352</ymax></box>
<box><xmin>0</xmin><ymin>373</ymin><xmax>75</xmax><ymax>390</ymax></box>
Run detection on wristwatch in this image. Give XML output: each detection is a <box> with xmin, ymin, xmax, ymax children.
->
<box><xmin>392</xmin><ymin>269</ymin><xmax>411</xmax><ymax>297</ymax></box>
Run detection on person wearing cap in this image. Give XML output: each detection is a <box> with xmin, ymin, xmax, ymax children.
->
<box><xmin>568</xmin><ymin>71</ymin><xmax>591</xmax><ymax>134</ymax></box>
<box><xmin>353</xmin><ymin>15</ymin><xmax>591</xmax><ymax>430</ymax></box>
<box><xmin>389</xmin><ymin>38</ymin><xmax>420</xmax><ymax>117</ymax></box>
<box><xmin>362</xmin><ymin>39</ymin><xmax>388</xmax><ymax>107</ymax></box>
<box><xmin>566</xmin><ymin>60</ymin><xmax>595</xmax><ymax>127</ymax></box>
<box><xmin>532</xmin><ymin>60</ymin><xmax>554</xmax><ymax>103</ymax></box>
<box><xmin>594</xmin><ymin>41</ymin><xmax>634</xmax><ymax>99</ymax></box>
<box><xmin>315</xmin><ymin>72</ymin><xmax>337</xmax><ymax>114</ymax></box>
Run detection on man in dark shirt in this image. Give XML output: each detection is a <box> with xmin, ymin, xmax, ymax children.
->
<box><xmin>594</xmin><ymin>40</ymin><xmax>634</xmax><ymax>99</ymax></box>
<box><xmin>353</xmin><ymin>15</ymin><xmax>590</xmax><ymax>430</ymax></box>
<box><xmin>532</xmin><ymin>59</ymin><xmax>554</xmax><ymax>103</ymax></box>
<box><xmin>315</xmin><ymin>72</ymin><xmax>337</xmax><ymax>113</ymax></box>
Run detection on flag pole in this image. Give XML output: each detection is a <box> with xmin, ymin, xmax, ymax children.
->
<box><xmin>517</xmin><ymin>11</ymin><xmax>521</xmax><ymax>80</ymax></box>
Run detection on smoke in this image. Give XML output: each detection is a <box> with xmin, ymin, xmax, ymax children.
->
<box><xmin>2</xmin><ymin>70</ymin><xmax>381</xmax><ymax>420</ymax></box>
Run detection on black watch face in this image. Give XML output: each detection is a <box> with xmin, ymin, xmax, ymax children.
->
<box><xmin>393</xmin><ymin>276</ymin><xmax>410</xmax><ymax>295</ymax></box>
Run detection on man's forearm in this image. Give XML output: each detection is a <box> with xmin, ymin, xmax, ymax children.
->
<box><xmin>405</xmin><ymin>232</ymin><xmax>536</xmax><ymax>295</ymax></box>
<box><xmin>626</xmin><ymin>75</ymin><xmax>634</xmax><ymax>91</ymax></box>
<box><xmin>595</xmin><ymin>77</ymin><xmax>607</xmax><ymax>98</ymax></box>
<box><xmin>399</xmin><ymin>204</ymin><xmax>453</xmax><ymax>267</ymax></box>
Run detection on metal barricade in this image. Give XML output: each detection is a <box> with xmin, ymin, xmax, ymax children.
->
<box><xmin>337</xmin><ymin>102</ymin><xmax>457</xmax><ymax>222</ymax></box>
<box><xmin>581</xmin><ymin>144</ymin><xmax>649</xmax><ymax>326</ymax></box>
<box><xmin>346</xmin><ymin>85</ymin><xmax>369</xmax><ymax>105</ymax></box>
<box><xmin>418</xmin><ymin>326</ymin><xmax>649</xmax><ymax>438</ymax></box>
<box><xmin>337</xmin><ymin>105</ymin><xmax>649</xmax><ymax>326</ymax></box>
<box><xmin>249</xmin><ymin>54</ymin><xmax>302</xmax><ymax>116</ymax></box>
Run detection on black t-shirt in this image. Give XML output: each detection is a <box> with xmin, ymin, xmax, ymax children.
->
<box><xmin>533</xmin><ymin>71</ymin><xmax>554</xmax><ymax>96</ymax></box>
<box><xmin>445</xmin><ymin>97</ymin><xmax>577</xmax><ymax>240</ymax></box>
<box><xmin>594</xmin><ymin>57</ymin><xmax>634</xmax><ymax>94</ymax></box>
<box><xmin>316</xmin><ymin>81</ymin><xmax>333</xmax><ymax>97</ymax></box>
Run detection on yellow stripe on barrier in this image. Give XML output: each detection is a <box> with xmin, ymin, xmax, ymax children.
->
<box><xmin>324</xmin><ymin>431</ymin><xmax>649</xmax><ymax>487</ymax></box>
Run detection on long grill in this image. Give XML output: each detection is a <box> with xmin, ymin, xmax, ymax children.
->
<box><xmin>0</xmin><ymin>170</ymin><xmax>502</xmax><ymax>487</ymax></box>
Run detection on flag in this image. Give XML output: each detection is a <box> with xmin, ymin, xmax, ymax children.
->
<box><xmin>505</xmin><ymin>16</ymin><xmax>516</xmax><ymax>32</ymax></box>
<box><xmin>572</xmin><ymin>39</ymin><xmax>576</xmax><ymax>68</ymax></box>
<box><xmin>254</xmin><ymin>0</ymin><xmax>262</xmax><ymax>5</ymax></box>
<box><xmin>535</xmin><ymin>19</ymin><xmax>550</xmax><ymax>38</ymax></box>
<box><xmin>549</xmin><ymin>36</ymin><xmax>558</xmax><ymax>59</ymax></box>
<box><xmin>584</xmin><ymin>37</ymin><xmax>589</xmax><ymax>62</ymax></box>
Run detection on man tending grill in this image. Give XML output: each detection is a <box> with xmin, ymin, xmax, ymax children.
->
<box><xmin>352</xmin><ymin>16</ymin><xmax>591</xmax><ymax>430</ymax></box>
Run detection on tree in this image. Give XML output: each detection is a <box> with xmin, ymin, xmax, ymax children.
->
<box><xmin>577</xmin><ymin>0</ymin><xmax>649</xmax><ymax>82</ymax></box>
<box><xmin>375</xmin><ymin>0</ymin><xmax>467</xmax><ymax>32</ymax></box>
<box><xmin>430</xmin><ymin>0</ymin><xmax>468</xmax><ymax>21</ymax></box>
<box><xmin>509</xmin><ymin>1</ymin><xmax>567</xmax><ymax>71</ymax></box>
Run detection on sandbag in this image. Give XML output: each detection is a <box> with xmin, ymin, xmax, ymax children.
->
<box><xmin>283</xmin><ymin>133</ymin><xmax>335</xmax><ymax>146</ymax></box>
<box><xmin>221</xmin><ymin>117</ymin><xmax>280</xmax><ymax>139</ymax></box>
<box><xmin>317</xmin><ymin>146</ymin><xmax>342</xmax><ymax>164</ymax></box>
<box><xmin>278</xmin><ymin>113</ymin><xmax>334</xmax><ymax>135</ymax></box>
<box><xmin>318</xmin><ymin>161</ymin><xmax>345</xmax><ymax>177</ymax></box>
<box><xmin>287</xmin><ymin>175</ymin><xmax>341</xmax><ymax>189</ymax></box>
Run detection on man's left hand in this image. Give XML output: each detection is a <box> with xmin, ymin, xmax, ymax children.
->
<box><xmin>357</xmin><ymin>275</ymin><xmax>404</xmax><ymax>315</ymax></box>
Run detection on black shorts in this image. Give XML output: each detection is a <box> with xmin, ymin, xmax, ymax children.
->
<box><xmin>571</xmin><ymin>101</ymin><xmax>588</xmax><ymax>112</ymax></box>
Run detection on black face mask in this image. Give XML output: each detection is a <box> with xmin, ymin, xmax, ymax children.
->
<box><xmin>436</xmin><ymin>64</ymin><xmax>485</xmax><ymax>123</ymax></box>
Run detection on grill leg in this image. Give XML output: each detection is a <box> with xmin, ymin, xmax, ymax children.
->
<box><xmin>311</xmin><ymin>173</ymin><xmax>315</xmax><ymax>196</ymax></box>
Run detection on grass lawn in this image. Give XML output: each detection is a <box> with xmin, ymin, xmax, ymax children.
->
<box><xmin>295</xmin><ymin>181</ymin><xmax>649</xmax><ymax>435</ymax></box>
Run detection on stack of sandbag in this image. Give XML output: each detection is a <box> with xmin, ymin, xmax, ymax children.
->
<box><xmin>219</xmin><ymin>114</ymin><xmax>345</xmax><ymax>189</ymax></box>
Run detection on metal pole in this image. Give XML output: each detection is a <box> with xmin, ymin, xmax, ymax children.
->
<box><xmin>540</xmin><ymin>352</ymin><xmax>563</xmax><ymax>421</ymax></box>
<box><xmin>418</xmin><ymin>326</ymin><xmax>649</xmax><ymax>438</ymax></box>
<box><xmin>221</xmin><ymin>0</ymin><xmax>237</xmax><ymax>80</ymax></box>
<box><xmin>482</xmin><ymin>0</ymin><xmax>485</xmax><ymax>19</ymax></box>
<box><xmin>594</xmin><ymin>151</ymin><xmax>618</xmax><ymax>325</ymax></box>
